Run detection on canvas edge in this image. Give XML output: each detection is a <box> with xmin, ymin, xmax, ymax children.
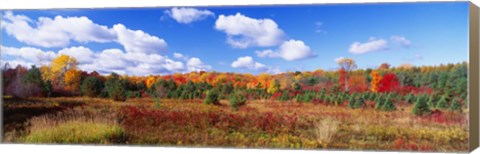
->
<box><xmin>469</xmin><ymin>1</ymin><xmax>480</xmax><ymax>152</ymax></box>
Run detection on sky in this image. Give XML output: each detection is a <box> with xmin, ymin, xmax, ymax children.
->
<box><xmin>0</xmin><ymin>2</ymin><xmax>469</xmax><ymax>76</ymax></box>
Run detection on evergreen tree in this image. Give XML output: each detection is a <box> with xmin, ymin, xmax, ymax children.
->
<box><xmin>204</xmin><ymin>89</ymin><xmax>220</xmax><ymax>105</ymax></box>
<box><xmin>449</xmin><ymin>97</ymin><xmax>462</xmax><ymax>113</ymax></box>
<box><xmin>436</xmin><ymin>95</ymin><xmax>449</xmax><ymax>109</ymax></box>
<box><xmin>413</xmin><ymin>94</ymin><xmax>431</xmax><ymax>116</ymax></box>
<box><xmin>354</xmin><ymin>95</ymin><xmax>366</xmax><ymax>109</ymax></box>
<box><xmin>80</xmin><ymin>76</ymin><xmax>103</xmax><ymax>97</ymax></box>
<box><xmin>381</xmin><ymin>96</ymin><xmax>396</xmax><ymax>111</ymax></box>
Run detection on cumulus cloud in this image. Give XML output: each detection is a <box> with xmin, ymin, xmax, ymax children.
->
<box><xmin>173</xmin><ymin>52</ymin><xmax>189</xmax><ymax>61</ymax></box>
<box><xmin>231</xmin><ymin>56</ymin><xmax>267</xmax><ymax>70</ymax></box>
<box><xmin>1</xmin><ymin>45</ymin><xmax>56</xmax><ymax>66</ymax></box>
<box><xmin>113</xmin><ymin>24</ymin><xmax>167</xmax><ymax>54</ymax></box>
<box><xmin>215</xmin><ymin>13</ymin><xmax>285</xmax><ymax>48</ymax></box>
<box><xmin>166</xmin><ymin>7</ymin><xmax>214</xmax><ymax>24</ymax></box>
<box><xmin>2</xmin><ymin>11</ymin><xmax>116</xmax><ymax>48</ymax></box>
<box><xmin>255</xmin><ymin>39</ymin><xmax>317</xmax><ymax>61</ymax></box>
<box><xmin>187</xmin><ymin>57</ymin><xmax>212</xmax><ymax>72</ymax></box>
<box><xmin>58</xmin><ymin>46</ymin><xmax>95</xmax><ymax>64</ymax></box>
<box><xmin>390</xmin><ymin>35</ymin><xmax>411</xmax><ymax>47</ymax></box>
<box><xmin>1</xmin><ymin>45</ymin><xmax>211</xmax><ymax>76</ymax></box>
<box><xmin>2</xmin><ymin>11</ymin><xmax>168</xmax><ymax>54</ymax></box>
<box><xmin>348</xmin><ymin>37</ymin><xmax>389</xmax><ymax>54</ymax></box>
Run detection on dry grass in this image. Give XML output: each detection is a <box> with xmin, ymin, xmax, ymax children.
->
<box><xmin>315</xmin><ymin>118</ymin><xmax>340</xmax><ymax>147</ymax></box>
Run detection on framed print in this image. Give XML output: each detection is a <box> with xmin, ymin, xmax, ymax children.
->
<box><xmin>1</xmin><ymin>1</ymin><xmax>479</xmax><ymax>153</ymax></box>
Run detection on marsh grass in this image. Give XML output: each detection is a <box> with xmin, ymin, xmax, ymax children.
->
<box><xmin>21</xmin><ymin>106</ymin><xmax>126</xmax><ymax>144</ymax></box>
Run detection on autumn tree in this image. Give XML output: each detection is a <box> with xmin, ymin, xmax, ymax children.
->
<box><xmin>378</xmin><ymin>73</ymin><xmax>400</xmax><ymax>93</ymax></box>
<box><xmin>64</xmin><ymin>68</ymin><xmax>81</xmax><ymax>93</ymax></box>
<box><xmin>336</xmin><ymin>57</ymin><xmax>357</xmax><ymax>91</ymax></box>
<box><xmin>267</xmin><ymin>79</ymin><xmax>280</xmax><ymax>94</ymax></box>
<box><xmin>370</xmin><ymin>70</ymin><xmax>382</xmax><ymax>92</ymax></box>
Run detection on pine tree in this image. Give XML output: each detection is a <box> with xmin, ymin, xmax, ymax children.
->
<box><xmin>375</xmin><ymin>94</ymin><xmax>385</xmax><ymax>110</ymax></box>
<box><xmin>381</xmin><ymin>96</ymin><xmax>396</xmax><ymax>111</ymax></box>
<box><xmin>436</xmin><ymin>95</ymin><xmax>449</xmax><ymax>109</ymax></box>
<box><xmin>413</xmin><ymin>94</ymin><xmax>431</xmax><ymax>116</ymax></box>
<box><xmin>354</xmin><ymin>95</ymin><xmax>366</xmax><ymax>108</ymax></box>
<box><xmin>449</xmin><ymin>97</ymin><xmax>462</xmax><ymax>113</ymax></box>
<box><xmin>348</xmin><ymin>95</ymin><xmax>356</xmax><ymax>109</ymax></box>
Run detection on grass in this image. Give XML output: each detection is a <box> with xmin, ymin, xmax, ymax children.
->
<box><xmin>2</xmin><ymin>97</ymin><xmax>469</xmax><ymax>152</ymax></box>
<box><xmin>23</xmin><ymin>121</ymin><xmax>125</xmax><ymax>144</ymax></box>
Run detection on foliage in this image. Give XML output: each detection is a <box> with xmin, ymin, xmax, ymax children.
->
<box><xmin>81</xmin><ymin>76</ymin><xmax>103</xmax><ymax>97</ymax></box>
<box><xmin>204</xmin><ymin>89</ymin><xmax>220</xmax><ymax>105</ymax></box>
<box><xmin>413</xmin><ymin>94</ymin><xmax>432</xmax><ymax>116</ymax></box>
<box><xmin>229</xmin><ymin>90</ymin><xmax>247</xmax><ymax>111</ymax></box>
<box><xmin>449</xmin><ymin>98</ymin><xmax>462</xmax><ymax>113</ymax></box>
<box><xmin>104</xmin><ymin>73</ymin><xmax>128</xmax><ymax>101</ymax></box>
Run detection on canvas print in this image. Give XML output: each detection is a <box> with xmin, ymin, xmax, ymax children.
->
<box><xmin>1</xmin><ymin>2</ymin><xmax>472</xmax><ymax>152</ymax></box>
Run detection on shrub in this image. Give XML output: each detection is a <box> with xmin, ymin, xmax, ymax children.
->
<box><xmin>229</xmin><ymin>90</ymin><xmax>247</xmax><ymax>111</ymax></box>
<box><xmin>449</xmin><ymin>97</ymin><xmax>462</xmax><ymax>113</ymax></box>
<box><xmin>104</xmin><ymin>73</ymin><xmax>127</xmax><ymax>101</ymax></box>
<box><xmin>347</xmin><ymin>95</ymin><xmax>356</xmax><ymax>109</ymax></box>
<box><xmin>354</xmin><ymin>96</ymin><xmax>366</xmax><ymax>109</ymax></box>
<box><xmin>374</xmin><ymin>94</ymin><xmax>385</xmax><ymax>109</ymax></box>
<box><xmin>80</xmin><ymin>76</ymin><xmax>103</xmax><ymax>97</ymax></box>
<box><xmin>436</xmin><ymin>95</ymin><xmax>449</xmax><ymax>109</ymax></box>
<box><xmin>413</xmin><ymin>94</ymin><xmax>431</xmax><ymax>116</ymax></box>
<box><xmin>204</xmin><ymin>89</ymin><xmax>220</xmax><ymax>105</ymax></box>
<box><xmin>381</xmin><ymin>96</ymin><xmax>396</xmax><ymax>111</ymax></box>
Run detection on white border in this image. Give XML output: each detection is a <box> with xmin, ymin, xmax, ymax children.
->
<box><xmin>0</xmin><ymin>0</ymin><xmax>479</xmax><ymax>154</ymax></box>
<box><xmin>0</xmin><ymin>0</ymin><xmax>474</xmax><ymax>10</ymax></box>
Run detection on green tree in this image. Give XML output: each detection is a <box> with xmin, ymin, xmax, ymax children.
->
<box><xmin>204</xmin><ymin>89</ymin><xmax>220</xmax><ymax>105</ymax></box>
<box><xmin>80</xmin><ymin>76</ymin><xmax>103</xmax><ymax>97</ymax></box>
<box><xmin>413</xmin><ymin>94</ymin><xmax>431</xmax><ymax>116</ymax></box>
<box><xmin>449</xmin><ymin>97</ymin><xmax>462</xmax><ymax>113</ymax></box>
<box><xmin>104</xmin><ymin>73</ymin><xmax>127</xmax><ymax>101</ymax></box>
<box><xmin>436</xmin><ymin>95</ymin><xmax>449</xmax><ymax>109</ymax></box>
<box><xmin>381</xmin><ymin>96</ymin><xmax>396</xmax><ymax>111</ymax></box>
<box><xmin>229</xmin><ymin>90</ymin><xmax>247</xmax><ymax>111</ymax></box>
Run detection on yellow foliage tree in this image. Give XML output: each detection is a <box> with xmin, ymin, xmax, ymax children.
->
<box><xmin>370</xmin><ymin>70</ymin><xmax>382</xmax><ymax>92</ymax></box>
<box><xmin>64</xmin><ymin>68</ymin><xmax>81</xmax><ymax>92</ymax></box>
<box><xmin>51</xmin><ymin>54</ymin><xmax>77</xmax><ymax>77</ymax></box>
<box><xmin>145</xmin><ymin>76</ymin><xmax>156</xmax><ymax>89</ymax></box>
<box><xmin>267</xmin><ymin>79</ymin><xmax>280</xmax><ymax>94</ymax></box>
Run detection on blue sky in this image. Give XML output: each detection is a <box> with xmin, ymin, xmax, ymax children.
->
<box><xmin>0</xmin><ymin>2</ymin><xmax>469</xmax><ymax>76</ymax></box>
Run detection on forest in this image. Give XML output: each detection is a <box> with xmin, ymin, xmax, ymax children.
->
<box><xmin>2</xmin><ymin>54</ymin><xmax>469</xmax><ymax>151</ymax></box>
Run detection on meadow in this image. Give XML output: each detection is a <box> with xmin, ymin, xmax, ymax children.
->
<box><xmin>2</xmin><ymin>96</ymin><xmax>468</xmax><ymax>152</ymax></box>
<box><xmin>2</xmin><ymin>55</ymin><xmax>469</xmax><ymax>152</ymax></box>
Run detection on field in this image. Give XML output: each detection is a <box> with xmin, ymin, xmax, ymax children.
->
<box><xmin>3</xmin><ymin>96</ymin><xmax>468</xmax><ymax>152</ymax></box>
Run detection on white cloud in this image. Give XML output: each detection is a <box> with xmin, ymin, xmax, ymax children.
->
<box><xmin>186</xmin><ymin>57</ymin><xmax>212</xmax><ymax>72</ymax></box>
<box><xmin>58</xmin><ymin>46</ymin><xmax>95</xmax><ymax>64</ymax></box>
<box><xmin>1</xmin><ymin>45</ymin><xmax>56</xmax><ymax>66</ymax></box>
<box><xmin>166</xmin><ymin>7</ymin><xmax>214</xmax><ymax>24</ymax></box>
<box><xmin>113</xmin><ymin>24</ymin><xmax>167</xmax><ymax>54</ymax></box>
<box><xmin>314</xmin><ymin>21</ymin><xmax>327</xmax><ymax>34</ymax></box>
<box><xmin>349</xmin><ymin>37</ymin><xmax>389</xmax><ymax>54</ymax></box>
<box><xmin>2</xmin><ymin>12</ymin><xmax>168</xmax><ymax>54</ymax></box>
<box><xmin>255</xmin><ymin>39</ymin><xmax>317</xmax><ymax>61</ymax></box>
<box><xmin>390</xmin><ymin>35</ymin><xmax>411</xmax><ymax>47</ymax></box>
<box><xmin>215</xmin><ymin>13</ymin><xmax>285</xmax><ymax>48</ymax></box>
<box><xmin>255</xmin><ymin>49</ymin><xmax>279</xmax><ymax>58</ymax></box>
<box><xmin>334</xmin><ymin>57</ymin><xmax>346</xmax><ymax>64</ymax></box>
<box><xmin>1</xmin><ymin>45</ymin><xmax>214</xmax><ymax>76</ymax></box>
<box><xmin>2</xmin><ymin>11</ymin><xmax>116</xmax><ymax>48</ymax></box>
<box><xmin>231</xmin><ymin>56</ymin><xmax>267</xmax><ymax>71</ymax></box>
<box><xmin>173</xmin><ymin>52</ymin><xmax>189</xmax><ymax>61</ymax></box>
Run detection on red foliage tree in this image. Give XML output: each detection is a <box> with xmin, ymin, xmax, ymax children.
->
<box><xmin>378</xmin><ymin>73</ymin><xmax>400</xmax><ymax>93</ymax></box>
<box><xmin>338</xmin><ymin>68</ymin><xmax>347</xmax><ymax>91</ymax></box>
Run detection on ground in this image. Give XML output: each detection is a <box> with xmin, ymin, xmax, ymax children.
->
<box><xmin>2</xmin><ymin>96</ymin><xmax>469</xmax><ymax>152</ymax></box>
